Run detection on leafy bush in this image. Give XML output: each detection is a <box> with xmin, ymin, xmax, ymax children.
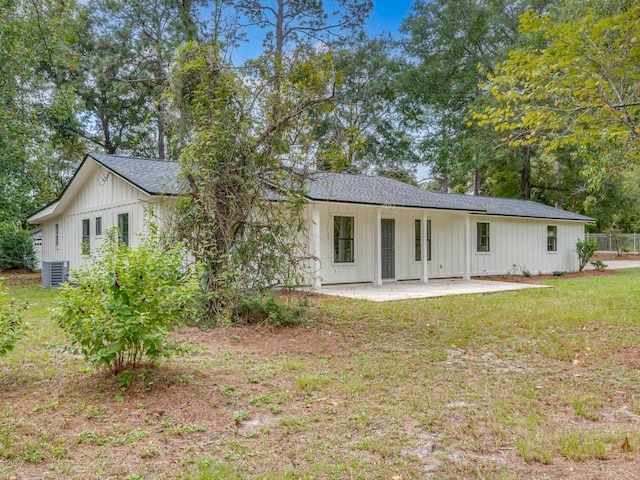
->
<box><xmin>590</xmin><ymin>260</ymin><xmax>608</xmax><ymax>272</ymax></box>
<box><xmin>552</xmin><ymin>270</ymin><xmax>566</xmax><ymax>276</ymax></box>
<box><xmin>0</xmin><ymin>279</ymin><xmax>26</xmax><ymax>356</ymax></box>
<box><xmin>53</xmin><ymin>225</ymin><xmax>200</xmax><ymax>374</ymax></box>
<box><xmin>0</xmin><ymin>223</ymin><xmax>36</xmax><ymax>271</ymax></box>
<box><xmin>234</xmin><ymin>293</ymin><xmax>308</xmax><ymax>327</ymax></box>
<box><xmin>576</xmin><ymin>238</ymin><xmax>598</xmax><ymax>271</ymax></box>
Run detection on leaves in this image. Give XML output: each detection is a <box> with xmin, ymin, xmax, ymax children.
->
<box><xmin>52</xmin><ymin>222</ymin><xmax>200</xmax><ymax>373</ymax></box>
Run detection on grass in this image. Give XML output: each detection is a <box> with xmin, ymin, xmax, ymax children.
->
<box><xmin>2</xmin><ymin>270</ymin><xmax>640</xmax><ymax>478</ymax></box>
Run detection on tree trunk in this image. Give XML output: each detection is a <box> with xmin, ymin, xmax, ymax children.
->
<box><xmin>520</xmin><ymin>146</ymin><xmax>531</xmax><ymax>199</ymax></box>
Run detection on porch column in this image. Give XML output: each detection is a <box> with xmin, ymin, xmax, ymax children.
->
<box><xmin>374</xmin><ymin>208</ymin><xmax>382</xmax><ymax>286</ymax></box>
<box><xmin>464</xmin><ymin>214</ymin><xmax>471</xmax><ymax>280</ymax></box>
<box><xmin>310</xmin><ymin>204</ymin><xmax>321</xmax><ymax>290</ymax></box>
<box><xmin>420</xmin><ymin>211</ymin><xmax>429</xmax><ymax>283</ymax></box>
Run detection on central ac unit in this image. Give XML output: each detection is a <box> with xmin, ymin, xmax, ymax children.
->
<box><xmin>42</xmin><ymin>261</ymin><xmax>69</xmax><ymax>288</ymax></box>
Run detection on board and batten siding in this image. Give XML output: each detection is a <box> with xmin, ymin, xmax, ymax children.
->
<box><xmin>469</xmin><ymin>215</ymin><xmax>584</xmax><ymax>275</ymax></box>
<box><xmin>40</xmin><ymin>162</ymin><xmax>161</xmax><ymax>271</ymax></box>
<box><xmin>309</xmin><ymin>203</ymin><xmax>586</xmax><ymax>285</ymax></box>
<box><xmin>311</xmin><ymin>203</ymin><xmax>470</xmax><ymax>285</ymax></box>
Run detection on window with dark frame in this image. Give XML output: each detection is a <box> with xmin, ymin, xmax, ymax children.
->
<box><xmin>118</xmin><ymin>213</ymin><xmax>129</xmax><ymax>247</ymax></box>
<box><xmin>82</xmin><ymin>219</ymin><xmax>90</xmax><ymax>255</ymax></box>
<box><xmin>415</xmin><ymin>219</ymin><xmax>432</xmax><ymax>262</ymax></box>
<box><xmin>477</xmin><ymin>222</ymin><xmax>490</xmax><ymax>252</ymax></box>
<box><xmin>95</xmin><ymin>217</ymin><xmax>102</xmax><ymax>236</ymax></box>
<box><xmin>333</xmin><ymin>216</ymin><xmax>354</xmax><ymax>263</ymax></box>
<box><xmin>547</xmin><ymin>225</ymin><xmax>557</xmax><ymax>252</ymax></box>
<box><xmin>55</xmin><ymin>223</ymin><xmax>59</xmax><ymax>248</ymax></box>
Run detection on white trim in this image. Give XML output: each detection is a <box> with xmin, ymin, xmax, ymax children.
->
<box><xmin>331</xmin><ymin>213</ymin><xmax>356</xmax><ymax>266</ymax></box>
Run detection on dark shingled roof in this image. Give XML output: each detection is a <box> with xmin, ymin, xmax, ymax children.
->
<box><xmin>90</xmin><ymin>153</ymin><xmax>182</xmax><ymax>195</ymax></box>
<box><xmin>306</xmin><ymin>172</ymin><xmax>593</xmax><ymax>222</ymax></box>
<box><xmin>92</xmin><ymin>154</ymin><xmax>593</xmax><ymax>222</ymax></box>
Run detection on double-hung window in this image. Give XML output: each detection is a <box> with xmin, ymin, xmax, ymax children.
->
<box><xmin>477</xmin><ymin>222</ymin><xmax>490</xmax><ymax>252</ymax></box>
<box><xmin>118</xmin><ymin>213</ymin><xmax>129</xmax><ymax>247</ymax></box>
<box><xmin>415</xmin><ymin>219</ymin><xmax>432</xmax><ymax>261</ymax></box>
<box><xmin>547</xmin><ymin>225</ymin><xmax>557</xmax><ymax>252</ymax></box>
<box><xmin>334</xmin><ymin>216</ymin><xmax>354</xmax><ymax>263</ymax></box>
<box><xmin>81</xmin><ymin>219</ymin><xmax>90</xmax><ymax>255</ymax></box>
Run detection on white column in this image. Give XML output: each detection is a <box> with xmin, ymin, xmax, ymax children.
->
<box><xmin>310</xmin><ymin>205</ymin><xmax>322</xmax><ymax>290</ymax></box>
<box><xmin>464</xmin><ymin>214</ymin><xmax>471</xmax><ymax>280</ymax></box>
<box><xmin>374</xmin><ymin>208</ymin><xmax>382</xmax><ymax>286</ymax></box>
<box><xmin>421</xmin><ymin>211</ymin><xmax>429</xmax><ymax>283</ymax></box>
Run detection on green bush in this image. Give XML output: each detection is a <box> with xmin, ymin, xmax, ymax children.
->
<box><xmin>0</xmin><ymin>279</ymin><xmax>26</xmax><ymax>356</ymax></box>
<box><xmin>590</xmin><ymin>260</ymin><xmax>608</xmax><ymax>272</ymax></box>
<box><xmin>52</xmin><ymin>225</ymin><xmax>200</xmax><ymax>374</ymax></box>
<box><xmin>234</xmin><ymin>293</ymin><xmax>308</xmax><ymax>327</ymax></box>
<box><xmin>576</xmin><ymin>238</ymin><xmax>598</xmax><ymax>271</ymax></box>
<box><xmin>0</xmin><ymin>223</ymin><xmax>36</xmax><ymax>271</ymax></box>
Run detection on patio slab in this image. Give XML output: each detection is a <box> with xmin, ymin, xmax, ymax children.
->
<box><xmin>315</xmin><ymin>279</ymin><xmax>550</xmax><ymax>302</ymax></box>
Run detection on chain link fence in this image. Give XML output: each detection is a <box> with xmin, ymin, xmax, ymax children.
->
<box><xmin>586</xmin><ymin>233</ymin><xmax>640</xmax><ymax>253</ymax></box>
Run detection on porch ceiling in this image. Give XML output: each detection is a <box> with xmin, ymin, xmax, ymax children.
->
<box><xmin>314</xmin><ymin>279</ymin><xmax>549</xmax><ymax>302</ymax></box>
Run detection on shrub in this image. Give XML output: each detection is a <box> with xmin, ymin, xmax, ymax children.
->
<box><xmin>575</xmin><ymin>238</ymin><xmax>598</xmax><ymax>272</ymax></box>
<box><xmin>590</xmin><ymin>260</ymin><xmax>608</xmax><ymax>272</ymax></box>
<box><xmin>234</xmin><ymin>293</ymin><xmax>308</xmax><ymax>327</ymax></box>
<box><xmin>0</xmin><ymin>279</ymin><xmax>26</xmax><ymax>356</ymax></box>
<box><xmin>52</xmin><ymin>225</ymin><xmax>200</xmax><ymax>374</ymax></box>
<box><xmin>0</xmin><ymin>223</ymin><xmax>36</xmax><ymax>271</ymax></box>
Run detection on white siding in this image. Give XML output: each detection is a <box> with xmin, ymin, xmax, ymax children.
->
<box><xmin>40</xmin><ymin>162</ymin><xmax>164</xmax><ymax>271</ymax></box>
<box><xmin>469</xmin><ymin>215</ymin><xmax>584</xmax><ymax>275</ymax></box>
<box><xmin>308</xmin><ymin>202</ymin><xmax>587</xmax><ymax>286</ymax></box>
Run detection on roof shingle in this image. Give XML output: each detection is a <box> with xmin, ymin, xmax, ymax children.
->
<box><xmin>92</xmin><ymin>154</ymin><xmax>594</xmax><ymax>222</ymax></box>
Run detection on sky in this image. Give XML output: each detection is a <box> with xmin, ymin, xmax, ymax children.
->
<box><xmin>365</xmin><ymin>0</ymin><xmax>415</xmax><ymax>36</ymax></box>
<box><xmin>229</xmin><ymin>0</ymin><xmax>416</xmax><ymax>62</ymax></box>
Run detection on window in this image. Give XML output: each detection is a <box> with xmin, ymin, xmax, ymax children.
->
<box><xmin>477</xmin><ymin>222</ymin><xmax>490</xmax><ymax>252</ymax></box>
<box><xmin>415</xmin><ymin>219</ymin><xmax>432</xmax><ymax>262</ymax></box>
<box><xmin>95</xmin><ymin>217</ymin><xmax>102</xmax><ymax>236</ymax></box>
<box><xmin>118</xmin><ymin>213</ymin><xmax>129</xmax><ymax>247</ymax></box>
<box><xmin>333</xmin><ymin>216</ymin><xmax>354</xmax><ymax>263</ymax></box>
<box><xmin>55</xmin><ymin>223</ymin><xmax>59</xmax><ymax>248</ymax></box>
<box><xmin>547</xmin><ymin>225</ymin><xmax>557</xmax><ymax>252</ymax></box>
<box><xmin>82</xmin><ymin>219</ymin><xmax>90</xmax><ymax>255</ymax></box>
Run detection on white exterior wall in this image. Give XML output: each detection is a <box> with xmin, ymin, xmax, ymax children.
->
<box><xmin>311</xmin><ymin>203</ymin><xmax>470</xmax><ymax>284</ymax></box>
<box><xmin>469</xmin><ymin>215</ymin><xmax>584</xmax><ymax>275</ymax></box>
<box><xmin>40</xmin><ymin>162</ymin><xmax>165</xmax><ymax>271</ymax></box>
<box><xmin>309</xmin><ymin>202</ymin><xmax>587</xmax><ymax>286</ymax></box>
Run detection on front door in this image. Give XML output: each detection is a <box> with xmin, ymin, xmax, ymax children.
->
<box><xmin>381</xmin><ymin>218</ymin><xmax>395</xmax><ymax>279</ymax></box>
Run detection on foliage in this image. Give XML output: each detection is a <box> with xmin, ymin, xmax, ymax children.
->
<box><xmin>53</xmin><ymin>225</ymin><xmax>199</xmax><ymax>373</ymax></box>
<box><xmin>473</xmin><ymin>4</ymin><xmax>640</xmax><ymax>191</ymax></box>
<box><xmin>167</xmin><ymin>42</ymin><xmax>335</xmax><ymax>319</ymax></box>
<box><xmin>234</xmin><ymin>293</ymin><xmax>308</xmax><ymax>327</ymax></box>
<box><xmin>590</xmin><ymin>260</ymin><xmax>607</xmax><ymax>272</ymax></box>
<box><xmin>0</xmin><ymin>223</ymin><xmax>37</xmax><ymax>271</ymax></box>
<box><xmin>400</xmin><ymin>0</ymin><xmax>554</xmax><ymax>194</ymax></box>
<box><xmin>576</xmin><ymin>238</ymin><xmax>598</xmax><ymax>272</ymax></box>
<box><xmin>0</xmin><ymin>279</ymin><xmax>26</xmax><ymax>356</ymax></box>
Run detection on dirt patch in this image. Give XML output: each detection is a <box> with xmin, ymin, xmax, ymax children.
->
<box><xmin>592</xmin><ymin>252</ymin><xmax>640</xmax><ymax>261</ymax></box>
<box><xmin>0</xmin><ymin>269</ymin><xmax>41</xmax><ymax>285</ymax></box>
<box><xmin>607</xmin><ymin>346</ymin><xmax>640</xmax><ymax>369</ymax></box>
<box><xmin>475</xmin><ymin>268</ymin><xmax>618</xmax><ymax>284</ymax></box>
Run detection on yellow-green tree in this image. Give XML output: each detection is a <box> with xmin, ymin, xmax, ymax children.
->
<box><xmin>473</xmin><ymin>5</ymin><xmax>640</xmax><ymax>188</ymax></box>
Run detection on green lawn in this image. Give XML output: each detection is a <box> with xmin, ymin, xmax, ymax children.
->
<box><xmin>1</xmin><ymin>270</ymin><xmax>640</xmax><ymax>479</ymax></box>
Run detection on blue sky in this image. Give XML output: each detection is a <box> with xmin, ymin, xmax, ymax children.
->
<box><xmin>229</xmin><ymin>0</ymin><xmax>416</xmax><ymax>62</ymax></box>
<box><xmin>365</xmin><ymin>0</ymin><xmax>415</xmax><ymax>36</ymax></box>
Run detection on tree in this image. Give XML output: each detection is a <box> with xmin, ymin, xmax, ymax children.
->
<box><xmin>399</xmin><ymin>0</ymin><xmax>554</xmax><ymax>195</ymax></box>
<box><xmin>166</xmin><ymin>42</ymin><xmax>336</xmax><ymax>318</ymax></box>
<box><xmin>312</xmin><ymin>34</ymin><xmax>416</xmax><ymax>174</ymax></box>
<box><xmin>472</xmin><ymin>4</ymin><xmax>640</xmax><ymax>191</ymax></box>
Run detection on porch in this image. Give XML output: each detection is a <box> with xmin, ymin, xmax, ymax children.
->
<box><xmin>314</xmin><ymin>278</ymin><xmax>549</xmax><ymax>302</ymax></box>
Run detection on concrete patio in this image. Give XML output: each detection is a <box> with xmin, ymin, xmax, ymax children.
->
<box><xmin>315</xmin><ymin>278</ymin><xmax>550</xmax><ymax>302</ymax></box>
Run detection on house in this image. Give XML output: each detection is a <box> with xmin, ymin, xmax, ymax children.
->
<box><xmin>28</xmin><ymin>153</ymin><xmax>594</xmax><ymax>288</ymax></box>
